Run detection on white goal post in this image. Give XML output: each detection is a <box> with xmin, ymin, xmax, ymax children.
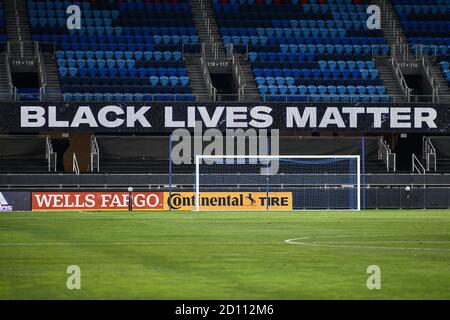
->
<box><xmin>195</xmin><ymin>155</ymin><xmax>361</xmax><ymax>211</ymax></box>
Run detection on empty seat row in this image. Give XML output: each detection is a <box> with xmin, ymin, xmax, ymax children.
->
<box><xmin>408</xmin><ymin>37</ymin><xmax>450</xmax><ymax>46</ymax></box>
<box><xmin>412</xmin><ymin>44</ymin><xmax>450</xmax><ymax>55</ymax></box>
<box><xmin>56</xmin><ymin>50</ymin><xmax>183</xmax><ymax>61</ymax></box>
<box><xmin>221</xmin><ymin>22</ymin><xmax>375</xmax><ymax>36</ymax></box>
<box><xmin>258</xmin><ymin>84</ymin><xmax>386</xmax><ymax>95</ymax></box>
<box><xmin>248</xmin><ymin>43</ymin><xmax>389</xmax><ymax>55</ymax></box>
<box><xmin>28</xmin><ymin>2</ymin><xmax>191</xmax><ymax>13</ymax></box>
<box><xmin>58</xmin><ymin>57</ymin><xmax>182</xmax><ymax>69</ymax></box>
<box><xmin>62</xmin><ymin>84</ymin><xmax>192</xmax><ymax>94</ymax></box>
<box><xmin>250</xmin><ymin>53</ymin><xmax>375</xmax><ymax>68</ymax></box>
<box><xmin>253</xmin><ymin>69</ymin><xmax>379</xmax><ymax>80</ymax></box>
<box><xmin>55</xmin><ymin>42</ymin><xmax>184</xmax><ymax>53</ymax></box>
<box><xmin>32</xmin><ymin>33</ymin><xmax>199</xmax><ymax>45</ymax></box>
<box><xmin>213</xmin><ymin>2</ymin><xmax>369</xmax><ymax>13</ymax></box>
<box><xmin>223</xmin><ymin>35</ymin><xmax>386</xmax><ymax>46</ymax></box>
<box><xmin>63</xmin><ymin>92</ymin><xmax>196</xmax><ymax>102</ymax></box>
<box><xmin>261</xmin><ymin>94</ymin><xmax>391</xmax><ymax>103</ymax></box>
<box><xmin>395</xmin><ymin>4</ymin><xmax>450</xmax><ymax>15</ymax></box>
<box><xmin>60</xmin><ymin>65</ymin><xmax>186</xmax><ymax>77</ymax></box>
<box><xmin>59</xmin><ymin>67</ymin><xmax>190</xmax><ymax>85</ymax></box>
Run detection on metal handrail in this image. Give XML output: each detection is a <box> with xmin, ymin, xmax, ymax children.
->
<box><xmin>382</xmin><ymin>0</ymin><xmax>410</xmax><ymax>60</ymax></box>
<box><xmin>231</xmin><ymin>50</ymin><xmax>246</xmax><ymax>101</ymax></box>
<box><xmin>200</xmin><ymin>45</ymin><xmax>217</xmax><ymax>101</ymax></box>
<box><xmin>423</xmin><ymin>137</ymin><xmax>437</xmax><ymax>172</ymax></box>
<box><xmin>45</xmin><ymin>136</ymin><xmax>57</xmax><ymax>172</ymax></box>
<box><xmin>420</xmin><ymin>54</ymin><xmax>440</xmax><ymax>102</ymax></box>
<box><xmin>378</xmin><ymin>138</ymin><xmax>395</xmax><ymax>172</ymax></box>
<box><xmin>36</xmin><ymin>44</ymin><xmax>47</xmax><ymax>101</ymax></box>
<box><xmin>4</xmin><ymin>52</ymin><xmax>17</xmax><ymax>100</ymax></box>
<box><xmin>199</xmin><ymin>0</ymin><xmax>216</xmax><ymax>45</ymax></box>
<box><xmin>90</xmin><ymin>136</ymin><xmax>100</xmax><ymax>172</ymax></box>
<box><xmin>72</xmin><ymin>153</ymin><xmax>80</xmax><ymax>175</ymax></box>
<box><xmin>412</xmin><ymin>153</ymin><xmax>425</xmax><ymax>174</ymax></box>
<box><xmin>391</xmin><ymin>56</ymin><xmax>412</xmax><ymax>101</ymax></box>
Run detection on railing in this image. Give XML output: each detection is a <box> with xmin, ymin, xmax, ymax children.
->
<box><xmin>45</xmin><ymin>136</ymin><xmax>57</xmax><ymax>172</ymax></box>
<box><xmin>34</xmin><ymin>43</ymin><xmax>49</xmax><ymax>101</ymax></box>
<box><xmin>231</xmin><ymin>50</ymin><xmax>246</xmax><ymax>101</ymax></box>
<box><xmin>199</xmin><ymin>0</ymin><xmax>215</xmax><ymax>44</ymax></box>
<box><xmin>378</xmin><ymin>138</ymin><xmax>396</xmax><ymax>172</ymax></box>
<box><xmin>420</xmin><ymin>54</ymin><xmax>440</xmax><ymax>103</ymax></box>
<box><xmin>423</xmin><ymin>137</ymin><xmax>437</xmax><ymax>172</ymax></box>
<box><xmin>7</xmin><ymin>41</ymin><xmax>26</xmax><ymax>59</ymax></box>
<box><xmin>90</xmin><ymin>136</ymin><xmax>100</xmax><ymax>172</ymax></box>
<box><xmin>200</xmin><ymin>45</ymin><xmax>217</xmax><ymax>101</ymax></box>
<box><xmin>412</xmin><ymin>153</ymin><xmax>425</xmax><ymax>174</ymax></box>
<box><xmin>4</xmin><ymin>52</ymin><xmax>17</xmax><ymax>101</ymax></box>
<box><xmin>72</xmin><ymin>153</ymin><xmax>80</xmax><ymax>175</ymax></box>
<box><xmin>391</xmin><ymin>56</ymin><xmax>412</xmax><ymax>101</ymax></box>
<box><xmin>381</xmin><ymin>0</ymin><xmax>410</xmax><ymax>60</ymax></box>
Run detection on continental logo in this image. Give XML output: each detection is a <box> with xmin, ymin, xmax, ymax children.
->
<box><xmin>164</xmin><ymin>192</ymin><xmax>292</xmax><ymax>211</ymax></box>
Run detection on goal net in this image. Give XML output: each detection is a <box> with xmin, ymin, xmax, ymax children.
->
<box><xmin>195</xmin><ymin>155</ymin><xmax>360</xmax><ymax>211</ymax></box>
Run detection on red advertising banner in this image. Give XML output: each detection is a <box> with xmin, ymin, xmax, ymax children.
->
<box><xmin>32</xmin><ymin>192</ymin><xmax>164</xmax><ymax>211</ymax></box>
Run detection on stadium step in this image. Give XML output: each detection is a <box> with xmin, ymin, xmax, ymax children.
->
<box><xmin>429</xmin><ymin>60</ymin><xmax>450</xmax><ymax>103</ymax></box>
<box><xmin>3</xmin><ymin>0</ymin><xmax>34</xmax><ymax>58</ymax></box>
<box><xmin>40</xmin><ymin>54</ymin><xmax>63</xmax><ymax>101</ymax></box>
<box><xmin>0</xmin><ymin>55</ymin><xmax>13</xmax><ymax>101</ymax></box>
<box><xmin>372</xmin><ymin>0</ymin><xmax>412</xmax><ymax>60</ymax></box>
<box><xmin>237</xmin><ymin>56</ymin><xmax>261</xmax><ymax>102</ymax></box>
<box><xmin>184</xmin><ymin>55</ymin><xmax>211</xmax><ymax>101</ymax></box>
<box><xmin>189</xmin><ymin>0</ymin><xmax>227</xmax><ymax>60</ymax></box>
<box><xmin>374</xmin><ymin>56</ymin><xmax>408</xmax><ymax>102</ymax></box>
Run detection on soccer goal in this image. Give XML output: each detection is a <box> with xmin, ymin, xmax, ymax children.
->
<box><xmin>195</xmin><ymin>155</ymin><xmax>361</xmax><ymax>211</ymax></box>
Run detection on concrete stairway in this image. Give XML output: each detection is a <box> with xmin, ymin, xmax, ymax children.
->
<box><xmin>41</xmin><ymin>53</ymin><xmax>63</xmax><ymax>101</ymax></box>
<box><xmin>237</xmin><ymin>56</ymin><xmax>260</xmax><ymax>101</ymax></box>
<box><xmin>373</xmin><ymin>0</ymin><xmax>411</xmax><ymax>59</ymax></box>
<box><xmin>184</xmin><ymin>55</ymin><xmax>210</xmax><ymax>101</ymax></box>
<box><xmin>429</xmin><ymin>60</ymin><xmax>450</xmax><ymax>103</ymax></box>
<box><xmin>4</xmin><ymin>0</ymin><xmax>63</xmax><ymax>101</ymax></box>
<box><xmin>374</xmin><ymin>56</ymin><xmax>407</xmax><ymax>102</ymax></box>
<box><xmin>189</xmin><ymin>0</ymin><xmax>226</xmax><ymax>59</ymax></box>
<box><xmin>379</xmin><ymin>0</ymin><xmax>450</xmax><ymax>102</ymax></box>
<box><xmin>3</xmin><ymin>0</ymin><xmax>34</xmax><ymax>58</ymax></box>
<box><xmin>367</xmin><ymin>1</ymin><xmax>409</xmax><ymax>102</ymax></box>
<box><xmin>0</xmin><ymin>54</ymin><xmax>13</xmax><ymax>100</ymax></box>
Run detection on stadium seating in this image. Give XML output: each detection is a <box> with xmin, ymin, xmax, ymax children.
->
<box><xmin>27</xmin><ymin>0</ymin><xmax>197</xmax><ymax>102</ymax></box>
<box><xmin>393</xmin><ymin>0</ymin><xmax>450</xmax><ymax>87</ymax></box>
<box><xmin>213</xmin><ymin>0</ymin><xmax>390</xmax><ymax>102</ymax></box>
<box><xmin>0</xmin><ymin>2</ymin><xmax>7</xmax><ymax>43</ymax></box>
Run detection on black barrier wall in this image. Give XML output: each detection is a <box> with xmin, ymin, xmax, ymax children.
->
<box><xmin>1</xmin><ymin>103</ymin><xmax>449</xmax><ymax>133</ymax></box>
<box><xmin>0</xmin><ymin>192</ymin><xmax>31</xmax><ymax>211</ymax></box>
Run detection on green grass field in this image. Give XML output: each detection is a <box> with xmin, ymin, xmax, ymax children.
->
<box><xmin>0</xmin><ymin>210</ymin><xmax>449</xmax><ymax>300</ymax></box>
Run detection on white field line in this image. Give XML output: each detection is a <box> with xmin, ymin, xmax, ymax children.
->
<box><xmin>284</xmin><ymin>234</ymin><xmax>450</xmax><ymax>252</ymax></box>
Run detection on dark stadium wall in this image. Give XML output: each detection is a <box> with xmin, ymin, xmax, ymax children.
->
<box><xmin>210</xmin><ymin>73</ymin><xmax>236</xmax><ymax>101</ymax></box>
<box><xmin>394</xmin><ymin>134</ymin><xmax>423</xmax><ymax>171</ymax></box>
<box><xmin>49</xmin><ymin>136</ymin><xmax>69</xmax><ymax>172</ymax></box>
<box><xmin>11</xmin><ymin>72</ymin><xmax>39</xmax><ymax>90</ymax></box>
<box><xmin>404</xmin><ymin>74</ymin><xmax>433</xmax><ymax>100</ymax></box>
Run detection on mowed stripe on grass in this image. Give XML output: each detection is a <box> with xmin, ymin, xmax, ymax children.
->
<box><xmin>0</xmin><ymin>210</ymin><xmax>449</xmax><ymax>299</ymax></box>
